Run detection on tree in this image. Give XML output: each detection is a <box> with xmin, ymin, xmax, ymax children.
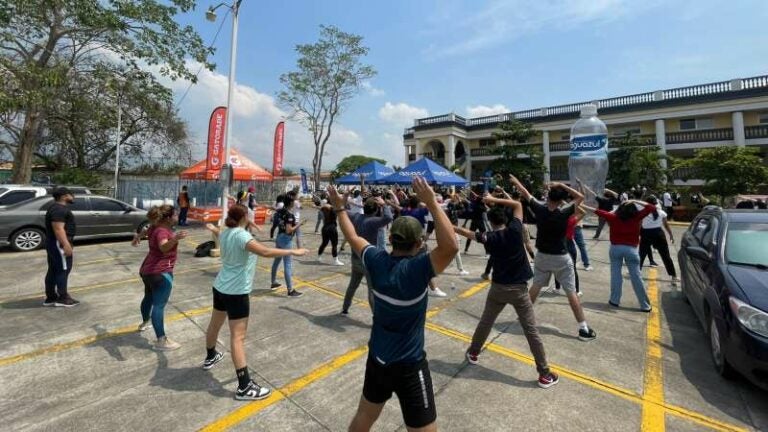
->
<box><xmin>489</xmin><ymin>120</ymin><xmax>547</xmax><ymax>191</ymax></box>
<box><xmin>607</xmin><ymin>133</ymin><xmax>667</xmax><ymax>193</ymax></box>
<box><xmin>0</xmin><ymin>0</ymin><xmax>213</xmax><ymax>182</ymax></box>
<box><xmin>331</xmin><ymin>155</ymin><xmax>385</xmax><ymax>180</ymax></box>
<box><xmin>277</xmin><ymin>25</ymin><xmax>376</xmax><ymax>190</ymax></box>
<box><xmin>673</xmin><ymin>146</ymin><xmax>768</xmax><ymax>205</ymax></box>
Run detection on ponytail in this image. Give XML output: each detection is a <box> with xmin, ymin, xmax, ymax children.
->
<box><xmin>226</xmin><ymin>204</ymin><xmax>248</xmax><ymax>228</ymax></box>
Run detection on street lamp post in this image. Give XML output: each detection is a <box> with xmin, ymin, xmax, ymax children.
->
<box><xmin>207</xmin><ymin>0</ymin><xmax>242</xmax><ymax>229</ymax></box>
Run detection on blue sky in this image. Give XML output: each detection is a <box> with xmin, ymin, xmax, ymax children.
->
<box><xmin>167</xmin><ymin>0</ymin><xmax>768</xmax><ymax>170</ymax></box>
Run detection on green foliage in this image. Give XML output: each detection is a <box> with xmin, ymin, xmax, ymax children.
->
<box><xmin>606</xmin><ymin>133</ymin><xmax>668</xmax><ymax>193</ymax></box>
<box><xmin>1</xmin><ymin>0</ymin><xmax>213</xmax><ymax>182</ymax></box>
<box><xmin>488</xmin><ymin>120</ymin><xmax>547</xmax><ymax>190</ymax></box>
<box><xmin>278</xmin><ymin>25</ymin><xmax>376</xmax><ymax>189</ymax></box>
<box><xmin>332</xmin><ymin>155</ymin><xmax>386</xmax><ymax>180</ymax></box>
<box><xmin>52</xmin><ymin>167</ymin><xmax>103</xmax><ymax>188</ymax></box>
<box><xmin>673</xmin><ymin>146</ymin><xmax>768</xmax><ymax>204</ymax></box>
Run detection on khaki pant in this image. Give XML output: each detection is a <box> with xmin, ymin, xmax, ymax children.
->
<box><xmin>469</xmin><ymin>282</ymin><xmax>549</xmax><ymax>375</ymax></box>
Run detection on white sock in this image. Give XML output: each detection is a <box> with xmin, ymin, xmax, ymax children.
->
<box><xmin>578</xmin><ymin>321</ymin><xmax>589</xmax><ymax>332</ymax></box>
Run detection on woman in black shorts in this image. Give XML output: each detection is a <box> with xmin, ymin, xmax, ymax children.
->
<box><xmin>202</xmin><ymin>205</ymin><xmax>309</xmax><ymax>400</ymax></box>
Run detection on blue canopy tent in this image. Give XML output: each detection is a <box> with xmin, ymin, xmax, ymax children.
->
<box><xmin>334</xmin><ymin>161</ymin><xmax>395</xmax><ymax>184</ymax></box>
<box><xmin>376</xmin><ymin>158</ymin><xmax>469</xmax><ymax>186</ymax></box>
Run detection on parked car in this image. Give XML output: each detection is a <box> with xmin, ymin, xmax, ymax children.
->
<box><xmin>678</xmin><ymin>206</ymin><xmax>768</xmax><ymax>390</ymax></box>
<box><xmin>0</xmin><ymin>185</ymin><xmax>92</xmax><ymax>209</ymax></box>
<box><xmin>0</xmin><ymin>185</ymin><xmax>48</xmax><ymax>208</ymax></box>
<box><xmin>0</xmin><ymin>194</ymin><xmax>148</xmax><ymax>252</ymax></box>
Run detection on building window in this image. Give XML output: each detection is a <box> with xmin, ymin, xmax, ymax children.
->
<box><xmin>610</xmin><ymin>125</ymin><xmax>642</xmax><ymax>137</ymax></box>
<box><xmin>479</xmin><ymin>139</ymin><xmax>496</xmax><ymax>147</ymax></box>
<box><xmin>560</xmin><ymin>134</ymin><xmax>570</xmax><ymax>141</ymax></box>
<box><xmin>680</xmin><ymin>117</ymin><xmax>713</xmax><ymax>130</ymax></box>
<box><xmin>758</xmin><ymin>112</ymin><xmax>768</xmax><ymax>124</ymax></box>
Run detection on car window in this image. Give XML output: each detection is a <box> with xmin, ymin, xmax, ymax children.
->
<box><xmin>726</xmin><ymin>222</ymin><xmax>768</xmax><ymax>266</ymax></box>
<box><xmin>0</xmin><ymin>187</ymin><xmax>7</xmax><ymax>195</ymax></box>
<box><xmin>70</xmin><ymin>198</ymin><xmax>90</xmax><ymax>211</ymax></box>
<box><xmin>701</xmin><ymin>217</ymin><xmax>720</xmax><ymax>248</ymax></box>
<box><xmin>0</xmin><ymin>191</ymin><xmax>37</xmax><ymax>205</ymax></box>
<box><xmin>91</xmin><ymin>198</ymin><xmax>126</xmax><ymax>212</ymax></box>
<box><xmin>691</xmin><ymin>217</ymin><xmax>710</xmax><ymax>243</ymax></box>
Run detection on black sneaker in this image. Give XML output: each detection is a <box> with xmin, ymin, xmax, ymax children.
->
<box><xmin>270</xmin><ymin>282</ymin><xmax>281</xmax><ymax>290</ymax></box>
<box><xmin>55</xmin><ymin>297</ymin><xmax>80</xmax><ymax>308</ymax></box>
<box><xmin>578</xmin><ymin>328</ymin><xmax>597</xmax><ymax>342</ymax></box>
<box><xmin>649</xmin><ymin>262</ymin><xmax>659</xmax><ymax>268</ymax></box>
<box><xmin>287</xmin><ymin>289</ymin><xmax>304</xmax><ymax>298</ymax></box>
<box><xmin>340</xmin><ymin>309</ymin><xmax>349</xmax><ymax>316</ymax></box>
<box><xmin>42</xmin><ymin>298</ymin><xmax>57</xmax><ymax>307</ymax></box>
<box><xmin>235</xmin><ymin>380</ymin><xmax>271</xmax><ymax>401</ymax></box>
<box><xmin>202</xmin><ymin>351</ymin><xmax>225</xmax><ymax>370</ymax></box>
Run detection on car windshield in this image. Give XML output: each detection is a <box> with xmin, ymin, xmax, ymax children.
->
<box><xmin>726</xmin><ymin>222</ymin><xmax>768</xmax><ymax>267</ymax></box>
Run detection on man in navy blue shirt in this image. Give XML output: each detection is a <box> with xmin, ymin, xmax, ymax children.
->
<box><xmin>329</xmin><ymin>177</ymin><xmax>457</xmax><ymax>432</ymax></box>
<box><xmin>454</xmin><ymin>195</ymin><xmax>559</xmax><ymax>389</ymax></box>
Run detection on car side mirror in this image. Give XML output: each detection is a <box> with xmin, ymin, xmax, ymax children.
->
<box><xmin>686</xmin><ymin>246</ymin><xmax>710</xmax><ymax>261</ymax></box>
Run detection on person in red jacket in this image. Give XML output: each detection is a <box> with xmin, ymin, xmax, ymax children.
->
<box><xmin>581</xmin><ymin>199</ymin><xmax>656</xmax><ymax>312</ymax></box>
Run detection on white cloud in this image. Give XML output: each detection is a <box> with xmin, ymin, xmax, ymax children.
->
<box><xmin>378</xmin><ymin>102</ymin><xmax>429</xmax><ymax>127</ymax></box>
<box><xmin>156</xmin><ymin>62</ymin><xmax>367</xmax><ymax>170</ymax></box>
<box><xmin>361</xmin><ymin>81</ymin><xmax>385</xmax><ymax>97</ymax></box>
<box><xmin>465</xmin><ymin>104</ymin><xmax>510</xmax><ymax>118</ymax></box>
<box><xmin>426</xmin><ymin>0</ymin><xmax>661</xmax><ymax>58</ymax></box>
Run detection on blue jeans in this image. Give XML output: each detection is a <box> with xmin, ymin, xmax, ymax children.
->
<box><xmin>376</xmin><ymin>227</ymin><xmax>387</xmax><ymax>249</ymax></box>
<box><xmin>609</xmin><ymin>245</ymin><xmax>650</xmax><ymax>310</ymax></box>
<box><xmin>272</xmin><ymin>233</ymin><xmax>294</xmax><ymax>290</ymax></box>
<box><xmin>574</xmin><ymin>226</ymin><xmax>590</xmax><ymax>267</ymax></box>
<box><xmin>140</xmin><ymin>273</ymin><xmax>173</xmax><ymax>338</ymax></box>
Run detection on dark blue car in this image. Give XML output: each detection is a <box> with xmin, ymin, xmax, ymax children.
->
<box><xmin>678</xmin><ymin>207</ymin><xmax>768</xmax><ymax>391</ymax></box>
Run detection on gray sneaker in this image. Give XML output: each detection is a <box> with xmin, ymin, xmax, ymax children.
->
<box><xmin>154</xmin><ymin>337</ymin><xmax>181</xmax><ymax>351</ymax></box>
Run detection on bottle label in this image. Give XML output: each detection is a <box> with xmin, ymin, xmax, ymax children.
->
<box><xmin>570</xmin><ymin>134</ymin><xmax>608</xmax><ymax>157</ymax></box>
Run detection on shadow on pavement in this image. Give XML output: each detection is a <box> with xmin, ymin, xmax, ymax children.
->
<box><xmin>1</xmin><ymin>297</ymin><xmax>47</xmax><ymax>310</ymax></box>
<box><xmin>278</xmin><ymin>306</ymin><xmax>370</xmax><ymax>333</ymax></box>
<box><xmin>456</xmin><ymin>308</ymin><xmax>572</xmax><ymax>340</ymax></box>
<box><xmin>87</xmin><ymin>324</ymin><xmax>151</xmax><ymax>362</ymax></box>
<box><xmin>429</xmin><ymin>358</ymin><xmax>533</xmax><ymax>389</ymax></box>
<box><xmin>150</xmin><ymin>351</ymin><xmax>232</xmax><ymax>398</ymax></box>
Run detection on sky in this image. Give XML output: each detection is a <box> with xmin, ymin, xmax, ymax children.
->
<box><xmin>164</xmin><ymin>0</ymin><xmax>768</xmax><ymax>171</ymax></box>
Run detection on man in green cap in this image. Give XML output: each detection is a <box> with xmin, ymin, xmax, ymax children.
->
<box><xmin>328</xmin><ymin>176</ymin><xmax>457</xmax><ymax>432</ymax></box>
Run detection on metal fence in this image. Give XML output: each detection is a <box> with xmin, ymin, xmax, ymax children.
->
<box><xmin>116</xmin><ymin>178</ymin><xmax>294</xmax><ymax>209</ymax></box>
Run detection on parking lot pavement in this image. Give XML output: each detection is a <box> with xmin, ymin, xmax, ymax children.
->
<box><xmin>1</xmin><ymin>224</ymin><xmax>766</xmax><ymax>431</ymax></box>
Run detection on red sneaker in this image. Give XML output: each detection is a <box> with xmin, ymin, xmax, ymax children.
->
<box><xmin>465</xmin><ymin>349</ymin><xmax>479</xmax><ymax>365</ymax></box>
<box><xmin>538</xmin><ymin>371</ymin><xmax>559</xmax><ymax>389</ymax></box>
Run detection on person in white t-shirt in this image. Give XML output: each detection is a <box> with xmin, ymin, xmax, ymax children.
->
<box><xmin>662</xmin><ymin>191</ymin><xmax>674</xmax><ymax>220</ymax></box>
<box><xmin>287</xmin><ymin>190</ymin><xmax>303</xmax><ymax>248</ymax></box>
<box><xmin>639</xmin><ymin>196</ymin><xmax>678</xmax><ymax>285</ymax></box>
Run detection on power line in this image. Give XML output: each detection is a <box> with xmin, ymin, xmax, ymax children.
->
<box><xmin>174</xmin><ymin>8</ymin><xmax>231</xmax><ymax>110</ymax></box>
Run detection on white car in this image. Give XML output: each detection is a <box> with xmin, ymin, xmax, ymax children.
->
<box><xmin>0</xmin><ymin>185</ymin><xmax>48</xmax><ymax>208</ymax></box>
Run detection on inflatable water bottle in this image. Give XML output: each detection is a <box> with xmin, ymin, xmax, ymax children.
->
<box><xmin>568</xmin><ymin>104</ymin><xmax>608</xmax><ymax>206</ymax></box>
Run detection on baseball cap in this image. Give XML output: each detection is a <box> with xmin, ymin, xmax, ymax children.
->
<box><xmin>52</xmin><ymin>187</ymin><xmax>73</xmax><ymax>200</ymax></box>
<box><xmin>390</xmin><ymin>216</ymin><xmax>423</xmax><ymax>246</ymax></box>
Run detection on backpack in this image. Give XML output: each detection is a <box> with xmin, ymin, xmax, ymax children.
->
<box><xmin>194</xmin><ymin>240</ymin><xmax>216</xmax><ymax>257</ymax></box>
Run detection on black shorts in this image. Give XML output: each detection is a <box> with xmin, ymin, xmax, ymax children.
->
<box><xmin>212</xmin><ymin>287</ymin><xmax>250</xmax><ymax>320</ymax></box>
<box><xmin>426</xmin><ymin>220</ymin><xmax>435</xmax><ymax>234</ymax></box>
<box><xmin>362</xmin><ymin>356</ymin><xmax>436</xmax><ymax>428</ymax></box>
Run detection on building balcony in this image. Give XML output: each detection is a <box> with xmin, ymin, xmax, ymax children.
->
<box><xmin>470</xmin><ymin>148</ymin><xmax>495</xmax><ymax>157</ymax></box>
<box><xmin>666</xmin><ymin>128</ymin><xmax>733</xmax><ymax>144</ymax></box>
<box><xmin>746</xmin><ymin>125</ymin><xmax>768</xmax><ymax>139</ymax></box>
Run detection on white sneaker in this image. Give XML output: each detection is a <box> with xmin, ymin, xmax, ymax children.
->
<box><xmin>333</xmin><ymin>258</ymin><xmax>345</xmax><ymax>266</ymax></box>
<box><xmin>429</xmin><ymin>287</ymin><xmax>448</xmax><ymax>297</ymax></box>
<box><xmin>138</xmin><ymin>321</ymin><xmax>152</xmax><ymax>332</ymax></box>
<box><xmin>154</xmin><ymin>337</ymin><xmax>181</xmax><ymax>351</ymax></box>
<box><xmin>577</xmin><ymin>291</ymin><xmax>583</xmax><ymax>297</ymax></box>
<box><xmin>458</xmin><ymin>270</ymin><xmax>470</xmax><ymax>276</ymax></box>
<box><xmin>584</xmin><ymin>265</ymin><xmax>594</xmax><ymax>271</ymax></box>
<box><xmin>317</xmin><ymin>255</ymin><xmax>324</xmax><ymax>264</ymax></box>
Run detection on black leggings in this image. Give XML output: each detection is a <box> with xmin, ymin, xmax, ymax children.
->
<box><xmin>318</xmin><ymin>224</ymin><xmax>339</xmax><ymax>257</ymax></box>
<box><xmin>640</xmin><ymin>228</ymin><xmax>677</xmax><ymax>277</ymax></box>
<box><xmin>464</xmin><ymin>217</ymin><xmax>486</xmax><ymax>252</ymax></box>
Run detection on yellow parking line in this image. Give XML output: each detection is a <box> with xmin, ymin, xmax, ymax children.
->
<box><xmin>0</xmin><ymin>263</ymin><xmax>222</xmax><ymax>304</ymax></box>
<box><xmin>198</xmin><ymin>345</ymin><xmax>369</xmax><ymax>432</ymax></box>
<box><xmin>642</xmin><ymin>269</ymin><xmax>665</xmax><ymax>431</ymax></box>
<box><xmin>425</xmin><ymin>321</ymin><xmax>748</xmax><ymax>432</ymax></box>
<box><xmin>426</xmin><ymin>281</ymin><xmax>489</xmax><ymax>318</ymax></box>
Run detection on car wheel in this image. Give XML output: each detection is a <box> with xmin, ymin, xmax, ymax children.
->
<box><xmin>11</xmin><ymin>227</ymin><xmax>45</xmax><ymax>252</ymax></box>
<box><xmin>709</xmin><ymin>314</ymin><xmax>736</xmax><ymax>379</ymax></box>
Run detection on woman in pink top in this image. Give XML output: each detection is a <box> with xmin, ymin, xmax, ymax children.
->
<box><xmin>135</xmin><ymin>205</ymin><xmax>188</xmax><ymax>350</ymax></box>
